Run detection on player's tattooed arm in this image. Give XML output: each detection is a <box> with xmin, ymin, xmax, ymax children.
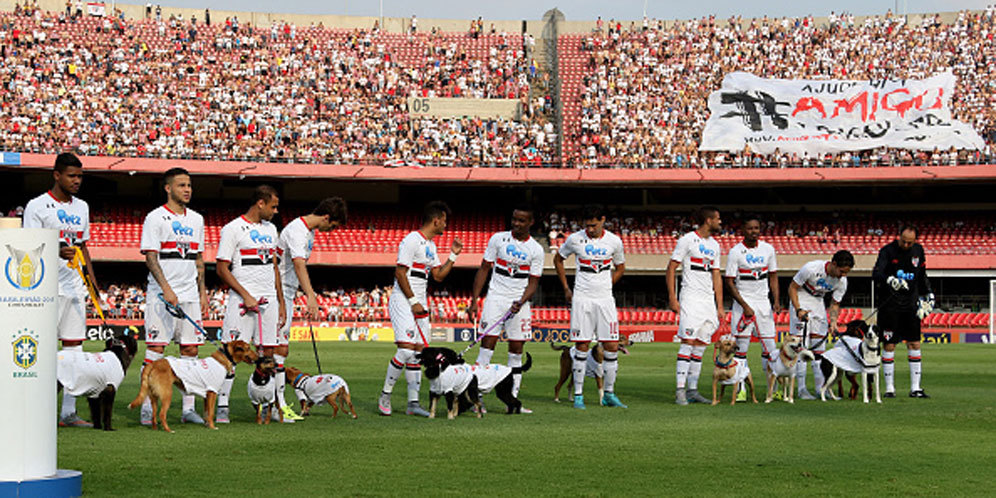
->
<box><xmin>196</xmin><ymin>253</ymin><xmax>208</xmax><ymax>316</ymax></box>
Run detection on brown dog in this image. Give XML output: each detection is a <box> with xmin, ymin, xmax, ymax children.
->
<box><xmin>764</xmin><ymin>336</ymin><xmax>815</xmax><ymax>404</ymax></box>
<box><xmin>712</xmin><ymin>336</ymin><xmax>758</xmax><ymax>405</ymax></box>
<box><xmin>551</xmin><ymin>337</ymin><xmax>632</xmax><ymax>403</ymax></box>
<box><xmin>285</xmin><ymin>366</ymin><xmax>357</xmax><ymax>419</ymax></box>
<box><xmin>248</xmin><ymin>356</ymin><xmax>281</xmax><ymax>425</ymax></box>
<box><xmin>128</xmin><ymin>340</ymin><xmax>257</xmax><ymax>432</ymax></box>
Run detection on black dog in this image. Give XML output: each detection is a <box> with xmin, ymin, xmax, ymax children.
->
<box><xmin>421</xmin><ymin>347</ymin><xmax>532</xmax><ymax>417</ymax></box>
<box><xmin>57</xmin><ymin>335</ymin><xmax>138</xmax><ymax>430</ymax></box>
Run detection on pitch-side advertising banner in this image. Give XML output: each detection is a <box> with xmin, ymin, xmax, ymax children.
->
<box><xmin>700</xmin><ymin>71</ymin><xmax>985</xmax><ymax>154</ymax></box>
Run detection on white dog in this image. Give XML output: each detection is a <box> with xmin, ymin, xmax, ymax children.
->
<box><xmin>765</xmin><ymin>335</ymin><xmax>815</xmax><ymax>404</ymax></box>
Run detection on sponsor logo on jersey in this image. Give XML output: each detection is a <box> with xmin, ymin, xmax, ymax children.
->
<box><xmin>249</xmin><ymin>229</ymin><xmax>273</xmax><ymax>244</ymax></box>
<box><xmin>4</xmin><ymin>244</ymin><xmax>45</xmax><ymax>291</ymax></box>
<box><xmin>584</xmin><ymin>244</ymin><xmax>608</xmax><ymax>256</ymax></box>
<box><xmin>698</xmin><ymin>244</ymin><xmax>716</xmax><ymax>257</ymax></box>
<box><xmin>12</xmin><ymin>328</ymin><xmax>39</xmax><ymax>371</ymax></box>
<box><xmin>745</xmin><ymin>253</ymin><xmax>765</xmax><ymax>264</ymax></box>
<box><xmin>815</xmin><ymin>277</ymin><xmax>834</xmax><ymax>291</ymax></box>
<box><xmin>506</xmin><ymin>244</ymin><xmax>529</xmax><ymax>261</ymax></box>
<box><xmin>171</xmin><ymin>221</ymin><xmax>194</xmax><ymax>236</ymax></box>
<box><xmin>57</xmin><ymin>209</ymin><xmax>82</xmax><ymax>225</ymax></box>
<box><xmin>896</xmin><ymin>270</ymin><xmax>915</xmax><ymax>281</ymax></box>
<box><xmin>424</xmin><ymin>246</ymin><xmax>436</xmax><ymax>260</ymax></box>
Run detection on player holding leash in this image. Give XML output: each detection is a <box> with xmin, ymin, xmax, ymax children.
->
<box><xmin>668</xmin><ymin>206</ymin><xmax>724</xmax><ymax>405</ymax></box>
<box><xmin>553</xmin><ymin>205</ymin><xmax>627</xmax><ymax>409</ymax></box>
<box><xmin>138</xmin><ymin>167</ymin><xmax>209</xmax><ymax>425</ymax></box>
<box><xmin>467</xmin><ymin>205</ymin><xmax>544</xmax><ymax>412</ymax></box>
<box><xmin>788</xmin><ymin>250</ymin><xmax>854</xmax><ymax>400</ymax></box>
<box><xmin>214</xmin><ymin>185</ymin><xmax>286</xmax><ymax>423</ymax></box>
<box><xmin>23</xmin><ymin>153</ymin><xmax>101</xmax><ymax>427</ymax></box>
<box><xmin>724</xmin><ymin>214</ymin><xmax>781</xmax><ymax>400</ymax></box>
<box><xmin>378</xmin><ymin>201</ymin><xmax>462</xmax><ymax>417</ymax></box>
<box><xmin>277</xmin><ymin>197</ymin><xmax>348</xmax><ymax>420</ymax></box>
<box><xmin>872</xmin><ymin>225</ymin><xmax>934</xmax><ymax>398</ymax></box>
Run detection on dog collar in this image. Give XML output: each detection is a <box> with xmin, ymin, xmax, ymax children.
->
<box><xmin>292</xmin><ymin>373</ymin><xmax>309</xmax><ymax>390</ymax></box>
<box><xmin>714</xmin><ymin>357</ymin><xmax>736</xmax><ymax>369</ymax></box>
<box><xmin>219</xmin><ymin>344</ymin><xmax>235</xmax><ymax>364</ymax></box>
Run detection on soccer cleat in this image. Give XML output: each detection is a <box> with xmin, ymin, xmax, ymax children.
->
<box><xmin>519</xmin><ymin>407</ymin><xmax>533</xmax><ymax>414</ymax></box>
<box><xmin>909</xmin><ymin>390</ymin><xmax>930</xmax><ymax>399</ymax></box>
<box><xmin>883</xmin><ymin>391</ymin><xmax>896</xmax><ymax>399</ymax></box>
<box><xmin>826</xmin><ymin>390</ymin><xmax>840</xmax><ymax>401</ymax></box>
<box><xmin>140</xmin><ymin>406</ymin><xmax>153</xmax><ymax>426</ymax></box>
<box><xmin>181</xmin><ymin>410</ymin><xmax>206</xmax><ymax>425</ymax></box>
<box><xmin>59</xmin><ymin>413</ymin><xmax>93</xmax><ymax>428</ymax></box>
<box><xmin>215</xmin><ymin>407</ymin><xmax>230</xmax><ymax>424</ymax></box>
<box><xmin>406</xmin><ymin>402</ymin><xmax>431</xmax><ymax>417</ymax></box>
<box><xmin>377</xmin><ymin>392</ymin><xmax>392</xmax><ymax>416</ymax></box>
<box><xmin>601</xmin><ymin>392</ymin><xmax>628</xmax><ymax>408</ymax></box>
<box><xmin>772</xmin><ymin>390</ymin><xmax>784</xmax><ymax>401</ymax></box>
<box><xmin>675</xmin><ymin>389</ymin><xmax>689</xmax><ymax>406</ymax></box>
<box><xmin>797</xmin><ymin>389</ymin><xmax>817</xmax><ymax>401</ymax></box>
<box><xmin>281</xmin><ymin>405</ymin><xmax>305</xmax><ymax>421</ymax></box>
<box><xmin>573</xmin><ymin>395</ymin><xmax>586</xmax><ymax>410</ymax></box>
<box><xmin>270</xmin><ymin>408</ymin><xmax>295</xmax><ymax>423</ymax></box>
<box><xmin>736</xmin><ymin>387</ymin><xmax>748</xmax><ymax>402</ymax></box>
<box><xmin>686</xmin><ymin>390</ymin><xmax>711</xmax><ymax>404</ymax></box>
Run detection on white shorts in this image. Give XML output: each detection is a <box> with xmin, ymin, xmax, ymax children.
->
<box><xmin>57</xmin><ymin>295</ymin><xmax>86</xmax><ymax>342</ymax></box>
<box><xmin>388</xmin><ymin>292</ymin><xmax>430</xmax><ymax>345</ymax></box>
<box><xmin>145</xmin><ymin>299</ymin><xmax>204</xmax><ymax>347</ymax></box>
<box><xmin>731</xmin><ymin>299</ymin><xmax>776</xmax><ymax>339</ymax></box>
<box><xmin>569</xmin><ymin>296</ymin><xmax>619</xmax><ymax>343</ymax></box>
<box><xmin>789</xmin><ymin>304</ymin><xmax>828</xmax><ymax>352</ymax></box>
<box><xmin>277</xmin><ymin>287</ymin><xmax>296</xmax><ymax>345</ymax></box>
<box><xmin>677</xmin><ymin>295</ymin><xmax>719</xmax><ymax>344</ymax></box>
<box><xmin>221</xmin><ymin>292</ymin><xmax>280</xmax><ymax>347</ymax></box>
<box><xmin>480</xmin><ymin>296</ymin><xmax>532</xmax><ymax>341</ymax></box>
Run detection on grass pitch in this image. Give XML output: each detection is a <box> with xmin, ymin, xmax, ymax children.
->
<box><xmin>59</xmin><ymin>341</ymin><xmax>994</xmax><ymax>496</ymax></box>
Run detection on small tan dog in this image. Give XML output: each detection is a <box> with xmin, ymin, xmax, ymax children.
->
<box><xmin>285</xmin><ymin>366</ymin><xmax>357</xmax><ymax>419</ymax></box>
<box><xmin>128</xmin><ymin>340</ymin><xmax>257</xmax><ymax>432</ymax></box>
<box><xmin>551</xmin><ymin>336</ymin><xmax>633</xmax><ymax>403</ymax></box>
<box><xmin>765</xmin><ymin>336</ymin><xmax>814</xmax><ymax>404</ymax></box>
<box><xmin>712</xmin><ymin>335</ymin><xmax>758</xmax><ymax>405</ymax></box>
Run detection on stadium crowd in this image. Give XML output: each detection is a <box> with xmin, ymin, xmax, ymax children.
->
<box><xmin>563</xmin><ymin>9</ymin><xmax>996</xmax><ymax>167</ymax></box>
<box><xmin>0</xmin><ymin>4</ymin><xmax>555</xmax><ymax>166</ymax></box>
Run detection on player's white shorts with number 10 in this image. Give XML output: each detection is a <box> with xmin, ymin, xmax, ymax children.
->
<box><xmin>570</xmin><ymin>296</ymin><xmax>619</xmax><ymax>342</ymax></box>
<box><xmin>480</xmin><ymin>296</ymin><xmax>532</xmax><ymax>341</ymax></box>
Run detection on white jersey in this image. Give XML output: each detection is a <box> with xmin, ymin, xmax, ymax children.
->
<box><xmin>558</xmin><ymin>230</ymin><xmax>625</xmax><ymax>300</ymax></box>
<box><xmin>822</xmin><ymin>336</ymin><xmax>875</xmax><ymax>374</ymax></box>
<box><xmin>429</xmin><ymin>364</ymin><xmax>474</xmax><ymax>395</ymax></box>
<box><xmin>166</xmin><ymin>356</ymin><xmax>228</xmax><ymax>398</ymax></box>
<box><xmin>294</xmin><ymin>374</ymin><xmax>349</xmax><ymax>405</ymax></box>
<box><xmin>140</xmin><ymin>205</ymin><xmax>205</xmax><ymax>302</ymax></box>
<box><xmin>22</xmin><ymin>191</ymin><xmax>90</xmax><ymax>297</ymax></box>
<box><xmin>56</xmin><ymin>351</ymin><xmax>124</xmax><ymax>398</ymax></box>
<box><xmin>484</xmin><ymin>231</ymin><xmax>544</xmax><ymax>300</ymax></box>
<box><xmin>391</xmin><ymin>231</ymin><xmax>441</xmax><ymax>303</ymax></box>
<box><xmin>672</xmin><ymin>231</ymin><xmax>721</xmax><ymax>298</ymax></box>
<box><xmin>720</xmin><ymin>359</ymin><xmax>751</xmax><ymax>386</ymax></box>
<box><xmin>278</xmin><ymin>216</ymin><xmax>314</xmax><ymax>293</ymax></box>
<box><xmin>793</xmin><ymin>260</ymin><xmax>847</xmax><ymax>308</ymax></box>
<box><xmin>470</xmin><ymin>363</ymin><xmax>512</xmax><ymax>393</ymax></box>
<box><xmin>216</xmin><ymin>216</ymin><xmax>280</xmax><ymax>298</ymax></box>
<box><xmin>725</xmin><ymin>241</ymin><xmax>777</xmax><ymax>302</ymax></box>
<box><xmin>247</xmin><ymin>374</ymin><xmax>276</xmax><ymax>405</ymax></box>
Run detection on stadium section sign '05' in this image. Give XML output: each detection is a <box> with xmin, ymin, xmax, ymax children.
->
<box><xmin>699</xmin><ymin>71</ymin><xmax>985</xmax><ymax>155</ymax></box>
<box><xmin>0</xmin><ymin>227</ymin><xmax>59</xmax><ymax>481</ymax></box>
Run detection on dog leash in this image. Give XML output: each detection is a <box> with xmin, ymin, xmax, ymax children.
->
<box><xmin>158</xmin><ymin>293</ymin><xmax>216</xmax><ymax>346</ymax></box>
<box><xmin>458</xmin><ymin>308</ymin><xmax>514</xmax><ymax>359</ymax></box>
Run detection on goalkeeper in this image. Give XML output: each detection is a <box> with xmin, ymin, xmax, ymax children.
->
<box><xmin>872</xmin><ymin>225</ymin><xmax>934</xmax><ymax>399</ymax></box>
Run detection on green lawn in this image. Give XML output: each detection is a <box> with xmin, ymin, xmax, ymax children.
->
<box><xmin>59</xmin><ymin>341</ymin><xmax>995</xmax><ymax>496</ymax></box>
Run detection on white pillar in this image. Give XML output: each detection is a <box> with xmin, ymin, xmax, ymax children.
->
<box><xmin>0</xmin><ymin>221</ymin><xmax>59</xmax><ymax>481</ymax></box>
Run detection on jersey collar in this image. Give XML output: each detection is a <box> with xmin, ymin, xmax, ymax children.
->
<box><xmin>47</xmin><ymin>190</ymin><xmax>72</xmax><ymax>204</ymax></box>
<box><xmin>163</xmin><ymin>204</ymin><xmax>186</xmax><ymax>216</ymax></box>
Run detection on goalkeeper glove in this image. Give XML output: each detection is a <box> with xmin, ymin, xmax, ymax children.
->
<box><xmin>887</xmin><ymin>275</ymin><xmax>909</xmax><ymax>291</ymax></box>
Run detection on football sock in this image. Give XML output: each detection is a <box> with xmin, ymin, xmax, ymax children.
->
<box><xmin>795</xmin><ymin>356</ymin><xmax>808</xmax><ymax>392</ymax></box>
<box><xmin>405</xmin><ymin>363</ymin><xmax>422</xmax><ymax>403</ymax></box>
<box><xmin>508</xmin><ymin>353</ymin><xmax>523</xmax><ymax>397</ymax></box>
<box><xmin>687</xmin><ymin>345</ymin><xmax>706</xmax><ymax>391</ymax></box>
<box><xmin>602</xmin><ymin>350</ymin><xmax>618</xmax><ymax>393</ymax></box>
<box><xmin>381</xmin><ymin>348</ymin><xmax>411</xmax><ymax>394</ymax></box>
<box><xmin>735</xmin><ymin>337</ymin><xmax>750</xmax><ymax>361</ymax></box>
<box><xmin>572</xmin><ymin>349</ymin><xmax>588</xmax><ymax>396</ymax></box>
<box><xmin>218</xmin><ymin>373</ymin><xmax>235</xmax><ymax>408</ymax></box>
<box><xmin>761</xmin><ymin>338</ymin><xmax>777</xmax><ymax>373</ymax></box>
<box><xmin>908</xmin><ymin>348</ymin><xmax>922</xmax><ymax>391</ymax></box>
<box><xmin>273</xmin><ymin>354</ymin><xmax>288</xmax><ymax>408</ymax></box>
<box><xmin>812</xmin><ymin>354</ymin><xmax>825</xmax><ymax>392</ymax></box>
<box><xmin>141</xmin><ymin>349</ymin><xmax>164</xmax><ymax>412</ymax></box>
<box><xmin>675</xmin><ymin>343</ymin><xmax>692</xmax><ymax>390</ymax></box>
<box><xmin>476</xmin><ymin>347</ymin><xmax>494</xmax><ymax>366</ymax></box>
<box><xmin>882</xmin><ymin>350</ymin><xmax>896</xmax><ymax>392</ymax></box>
<box><xmin>60</xmin><ymin>345</ymin><xmax>84</xmax><ymax>418</ymax></box>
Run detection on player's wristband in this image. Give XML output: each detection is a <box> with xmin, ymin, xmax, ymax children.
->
<box><xmin>408</xmin><ymin>296</ymin><xmax>419</xmax><ymax>307</ymax></box>
<box><xmin>448</xmin><ymin>252</ymin><xmax>458</xmax><ymax>263</ymax></box>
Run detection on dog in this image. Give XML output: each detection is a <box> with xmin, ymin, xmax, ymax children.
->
<box><xmin>284</xmin><ymin>366</ymin><xmax>357</xmax><ymax>419</ymax></box>
<box><xmin>247</xmin><ymin>356</ymin><xmax>281</xmax><ymax>424</ymax></box>
<box><xmin>765</xmin><ymin>335</ymin><xmax>815</xmax><ymax>404</ymax></box>
<box><xmin>551</xmin><ymin>337</ymin><xmax>632</xmax><ymax>402</ymax></box>
<box><xmin>56</xmin><ymin>335</ymin><xmax>138</xmax><ymax>431</ymax></box>
<box><xmin>128</xmin><ymin>340</ymin><xmax>257</xmax><ymax>432</ymax></box>
<box><xmin>819</xmin><ymin>320</ymin><xmax>882</xmax><ymax>404</ymax></box>
<box><xmin>712</xmin><ymin>335</ymin><xmax>758</xmax><ymax>405</ymax></box>
<box><xmin>420</xmin><ymin>347</ymin><xmax>482</xmax><ymax>419</ymax></box>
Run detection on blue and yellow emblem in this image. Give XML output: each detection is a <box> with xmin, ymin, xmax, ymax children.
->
<box><xmin>5</xmin><ymin>243</ymin><xmax>46</xmax><ymax>291</ymax></box>
<box><xmin>13</xmin><ymin>332</ymin><xmax>38</xmax><ymax>369</ymax></box>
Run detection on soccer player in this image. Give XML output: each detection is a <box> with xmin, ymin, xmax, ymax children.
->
<box><xmin>214</xmin><ymin>185</ymin><xmax>285</xmax><ymax>423</ymax></box>
<box><xmin>139</xmin><ymin>167</ymin><xmax>208</xmax><ymax>425</ymax></box>
<box><xmin>872</xmin><ymin>226</ymin><xmax>933</xmax><ymax>398</ymax></box>
<box><xmin>467</xmin><ymin>205</ymin><xmax>544</xmax><ymax>411</ymax></box>
<box><xmin>553</xmin><ymin>205</ymin><xmax>626</xmax><ymax>410</ymax></box>
<box><xmin>724</xmin><ymin>214</ymin><xmax>780</xmax><ymax>398</ymax></box>
<box><xmin>23</xmin><ymin>152</ymin><xmax>100</xmax><ymax>427</ymax></box>
<box><xmin>277</xmin><ymin>197</ymin><xmax>348</xmax><ymax>421</ymax></box>
<box><xmin>378</xmin><ymin>201</ymin><xmax>463</xmax><ymax>417</ymax></box>
<box><xmin>788</xmin><ymin>250</ymin><xmax>854</xmax><ymax>400</ymax></box>
<box><xmin>668</xmin><ymin>206</ymin><xmax>724</xmax><ymax>405</ymax></box>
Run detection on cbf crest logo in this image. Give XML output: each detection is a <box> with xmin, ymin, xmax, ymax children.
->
<box><xmin>5</xmin><ymin>244</ymin><xmax>46</xmax><ymax>291</ymax></box>
<box><xmin>13</xmin><ymin>328</ymin><xmax>39</xmax><ymax>371</ymax></box>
